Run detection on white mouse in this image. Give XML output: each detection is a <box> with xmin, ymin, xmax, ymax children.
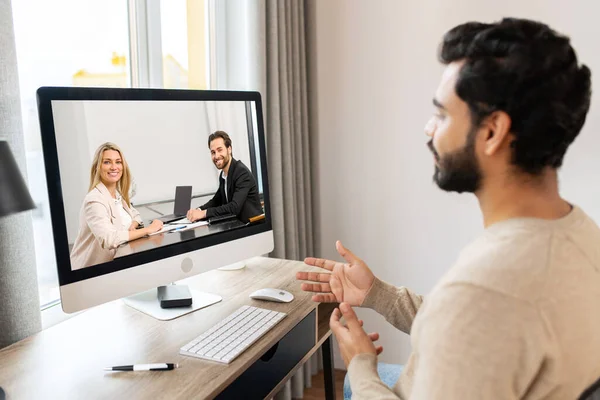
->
<box><xmin>249</xmin><ymin>288</ymin><xmax>294</xmax><ymax>303</ymax></box>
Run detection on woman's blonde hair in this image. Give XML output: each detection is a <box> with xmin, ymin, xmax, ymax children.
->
<box><xmin>89</xmin><ymin>142</ymin><xmax>133</xmax><ymax>207</ymax></box>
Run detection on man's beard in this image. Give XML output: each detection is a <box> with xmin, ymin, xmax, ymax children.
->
<box><xmin>428</xmin><ymin>127</ymin><xmax>482</xmax><ymax>193</ymax></box>
<box><xmin>214</xmin><ymin>155</ymin><xmax>230</xmax><ymax>170</ymax></box>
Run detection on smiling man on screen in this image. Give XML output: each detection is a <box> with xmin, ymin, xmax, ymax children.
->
<box><xmin>187</xmin><ymin>131</ymin><xmax>263</xmax><ymax>224</ymax></box>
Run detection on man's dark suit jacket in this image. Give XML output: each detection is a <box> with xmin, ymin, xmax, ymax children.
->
<box><xmin>200</xmin><ymin>158</ymin><xmax>263</xmax><ymax>223</ymax></box>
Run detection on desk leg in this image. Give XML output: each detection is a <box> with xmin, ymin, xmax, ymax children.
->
<box><xmin>322</xmin><ymin>336</ymin><xmax>336</xmax><ymax>400</ymax></box>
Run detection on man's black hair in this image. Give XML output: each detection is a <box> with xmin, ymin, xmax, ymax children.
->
<box><xmin>440</xmin><ymin>18</ymin><xmax>592</xmax><ymax>174</ymax></box>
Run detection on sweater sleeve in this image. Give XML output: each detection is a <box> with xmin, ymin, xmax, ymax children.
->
<box><xmin>200</xmin><ymin>188</ymin><xmax>222</xmax><ymax>211</ymax></box>
<box><xmin>347</xmin><ymin>353</ymin><xmax>401</xmax><ymax>400</ymax></box>
<box><xmin>128</xmin><ymin>203</ymin><xmax>143</xmax><ymax>225</ymax></box>
<box><xmin>361</xmin><ymin>277</ymin><xmax>424</xmax><ymax>334</ymax></box>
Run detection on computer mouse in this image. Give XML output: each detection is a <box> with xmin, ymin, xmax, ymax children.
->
<box><xmin>249</xmin><ymin>288</ymin><xmax>294</xmax><ymax>303</ymax></box>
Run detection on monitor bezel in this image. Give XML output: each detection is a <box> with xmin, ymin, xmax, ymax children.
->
<box><xmin>36</xmin><ymin>87</ymin><xmax>273</xmax><ymax>286</ymax></box>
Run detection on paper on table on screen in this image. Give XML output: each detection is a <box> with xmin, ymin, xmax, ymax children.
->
<box><xmin>171</xmin><ymin>218</ymin><xmax>193</xmax><ymax>224</ymax></box>
<box><xmin>177</xmin><ymin>220</ymin><xmax>209</xmax><ymax>231</ymax></box>
<box><xmin>148</xmin><ymin>224</ymin><xmax>180</xmax><ymax>236</ymax></box>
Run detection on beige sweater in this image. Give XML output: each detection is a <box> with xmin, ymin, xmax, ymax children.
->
<box><xmin>348</xmin><ymin>206</ymin><xmax>600</xmax><ymax>399</ymax></box>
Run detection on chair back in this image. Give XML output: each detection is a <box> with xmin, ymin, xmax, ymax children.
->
<box><xmin>579</xmin><ymin>377</ymin><xmax>600</xmax><ymax>400</ymax></box>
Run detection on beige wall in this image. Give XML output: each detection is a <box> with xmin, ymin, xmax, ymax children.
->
<box><xmin>308</xmin><ymin>0</ymin><xmax>600</xmax><ymax>368</ymax></box>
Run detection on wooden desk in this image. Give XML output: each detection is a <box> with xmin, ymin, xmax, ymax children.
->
<box><xmin>0</xmin><ymin>258</ymin><xmax>338</xmax><ymax>399</ymax></box>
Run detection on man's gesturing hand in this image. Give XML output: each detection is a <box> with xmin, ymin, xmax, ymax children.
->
<box><xmin>330</xmin><ymin>302</ymin><xmax>383</xmax><ymax>368</ymax></box>
<box><xmin>296</xmin><ymin>241</ymin><xmax>375</xmax><ymax>306</ymax></box>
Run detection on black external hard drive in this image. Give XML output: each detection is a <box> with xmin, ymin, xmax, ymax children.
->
<box><xmin>157</xmin><ymin>285</ymin><xmax>193</xmax><ymax>308</ymax></box>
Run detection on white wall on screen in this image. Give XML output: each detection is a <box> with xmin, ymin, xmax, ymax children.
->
<box><xmin>52</xmin><ymin>101</ymin><xmax>92</xmax><ymax>247</ymax></box>
<box><xmin>52</xmin><ymin>100</ymin><xmax>255</xmax><ymax>244</ymax></box>
<box><xmin>204</xmin><ymin>100</ymin><xmax>251</xmax><ymax>167</ymax></box>
<box><xmin>82</xmin><ymin>101</ymin><xmax>218</xmax><ymax>204</ymax></box>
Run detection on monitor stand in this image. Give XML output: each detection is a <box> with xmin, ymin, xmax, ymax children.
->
<box><xmin>123</xmin><ymin>286</ymin><xmax>221</xmax><ymax>321</ymax></box>
<box><xmin>217</xmin><ymin>260</ymin><xmax>246</xmax><ymax>271</ymax></box>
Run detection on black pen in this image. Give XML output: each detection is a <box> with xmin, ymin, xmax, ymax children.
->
<box><xmin>104</xmin><ymin>363</ymin><xmax>178</xmax><ymax>372</ymax></box>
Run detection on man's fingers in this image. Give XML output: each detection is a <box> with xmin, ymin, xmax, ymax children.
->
<box><xmin>311</xmin><ymin>293</ymin><xmax>337</xmax><ymax>303</ymax></box>
<box><xmin>330</xmin><ymin>275</ymin><xmax>343</xmax><ymax>299</ymax></box>
<box><xmin>336</xmin><ymin>240</ymin><xmax>361</xmax><ymax>264</ymax></box>
<box><xmin>376</xmin><ymin>346</ymin><xmax>383</xmax><ymax>356</ymax></box>
<box><xmin>296</xmin><ymin>271</ymin><xmax>332</xmax><ymax>283</ymax></box>
<box><xmin>296</xmin><ymin>271</ymin><xmax>310</xmax><ymax>280</ymax></box>
<box><xmin>367</xmin><ymin>332</ymin><xmax>379</xmax><ymax>341</ymax></box>
<box><xmin>187</xmin><ymin>210</ymin><xmax>193</xmax><ymax>221</ymax></box>
<box><xmin>339</xmin><ymin>303</ymin><xmax>362</xmax><ymax>331</ymax></box>
<box><xmin>304</xmin><ymin>257</ymin><xmax>336</xmax><ymax>271</ymax></box>
<box><xmin>329</xmin><ymin>307</ymin><xmax>346</xmax><ymax>335</ymax></box>
<box><xmin>343</xmin><ymin>319</ymin><xmax>364</xmax><ymax>328</ymax></box>
<box><xmin>301</xmin><ymin>282</ymin><xmax>331</xmax><ymax>293</ymax></box>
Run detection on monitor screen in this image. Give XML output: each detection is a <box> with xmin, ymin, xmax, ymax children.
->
<box><xmin>37</xmin><ymin>88</ymin><xmax>273</xmax><ymax>312</ymax></box>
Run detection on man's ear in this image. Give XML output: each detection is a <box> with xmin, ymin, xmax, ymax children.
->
<box><xmin>482</xmin><ymin>111</ymin><xmax>512</xmax><ymax>156</ymax></box>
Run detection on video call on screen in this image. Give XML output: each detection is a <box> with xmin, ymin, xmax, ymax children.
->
<box><xmin>51</xmin><ymin>99</ymin><xmax>265</xmax><ymax>270</ymax></box>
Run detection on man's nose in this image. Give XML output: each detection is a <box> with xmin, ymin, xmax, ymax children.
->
<box><xmin>424</xmin><ymin>118</ymin><xmax>436</xmax><ymax>138</ymax></box>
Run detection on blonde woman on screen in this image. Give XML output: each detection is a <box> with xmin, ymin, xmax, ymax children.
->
<box><xmin>70</xmin><ymin>143</ymin><xmax>163</xmax><ymax>270</ymax></box>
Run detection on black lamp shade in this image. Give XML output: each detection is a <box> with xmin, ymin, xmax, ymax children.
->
<box><xmin>0</xmin><ymin>141</ymin><xmax>35</xmax><ymax>218</ymax></box>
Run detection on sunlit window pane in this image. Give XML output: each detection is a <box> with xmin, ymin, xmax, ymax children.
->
<box><xmin>161</xmin><ymin>0</ymin><xmax>209</xmax><ymax>89</ymax></box>
<box><xmin>11</xmin><ymin>0</ymin><xmax>130</xmax><ymax>307</ymax></box>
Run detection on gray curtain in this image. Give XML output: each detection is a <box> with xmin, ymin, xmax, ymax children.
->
<box><xmin>263</xmin><ymin>0</ymin><xmax>314</xmax><ymax>261</ymax></box>
<box><xmin>255</xmin><ymin>1</ymin><xmax>323</xmax><ymax>398</ymax></box>
<box><xmin>0</xmin><ymin>0</ymin><xmax>42</xmax><ymax>349</ymax></box>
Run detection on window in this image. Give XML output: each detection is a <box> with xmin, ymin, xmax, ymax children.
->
<box><xmin>160</xmin><ymin>0</ymin><xmax>209</xmax><ymax>89</ymax></box>
<box><xmin>11</xmin><ymin>0</ymin><xmax>211</xmax><ymax>308</ymax></box>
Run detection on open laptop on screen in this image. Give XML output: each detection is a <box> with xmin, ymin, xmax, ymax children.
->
<box><xmin>158</xmin><ymin>186</ymin><xmax>192</xmax><ymax>223</ymax></box>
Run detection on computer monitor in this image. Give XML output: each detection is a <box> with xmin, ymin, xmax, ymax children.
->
<box><xmin>36</xmin><ymin>87</ymin><xmax>274</xmax><ymax>316</ymax></box>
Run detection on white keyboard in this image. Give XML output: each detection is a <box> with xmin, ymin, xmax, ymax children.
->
<box><xmin>179</xmin><ymin>305</ymin><xmax>286</xmax><ymax>364</ymax></box>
